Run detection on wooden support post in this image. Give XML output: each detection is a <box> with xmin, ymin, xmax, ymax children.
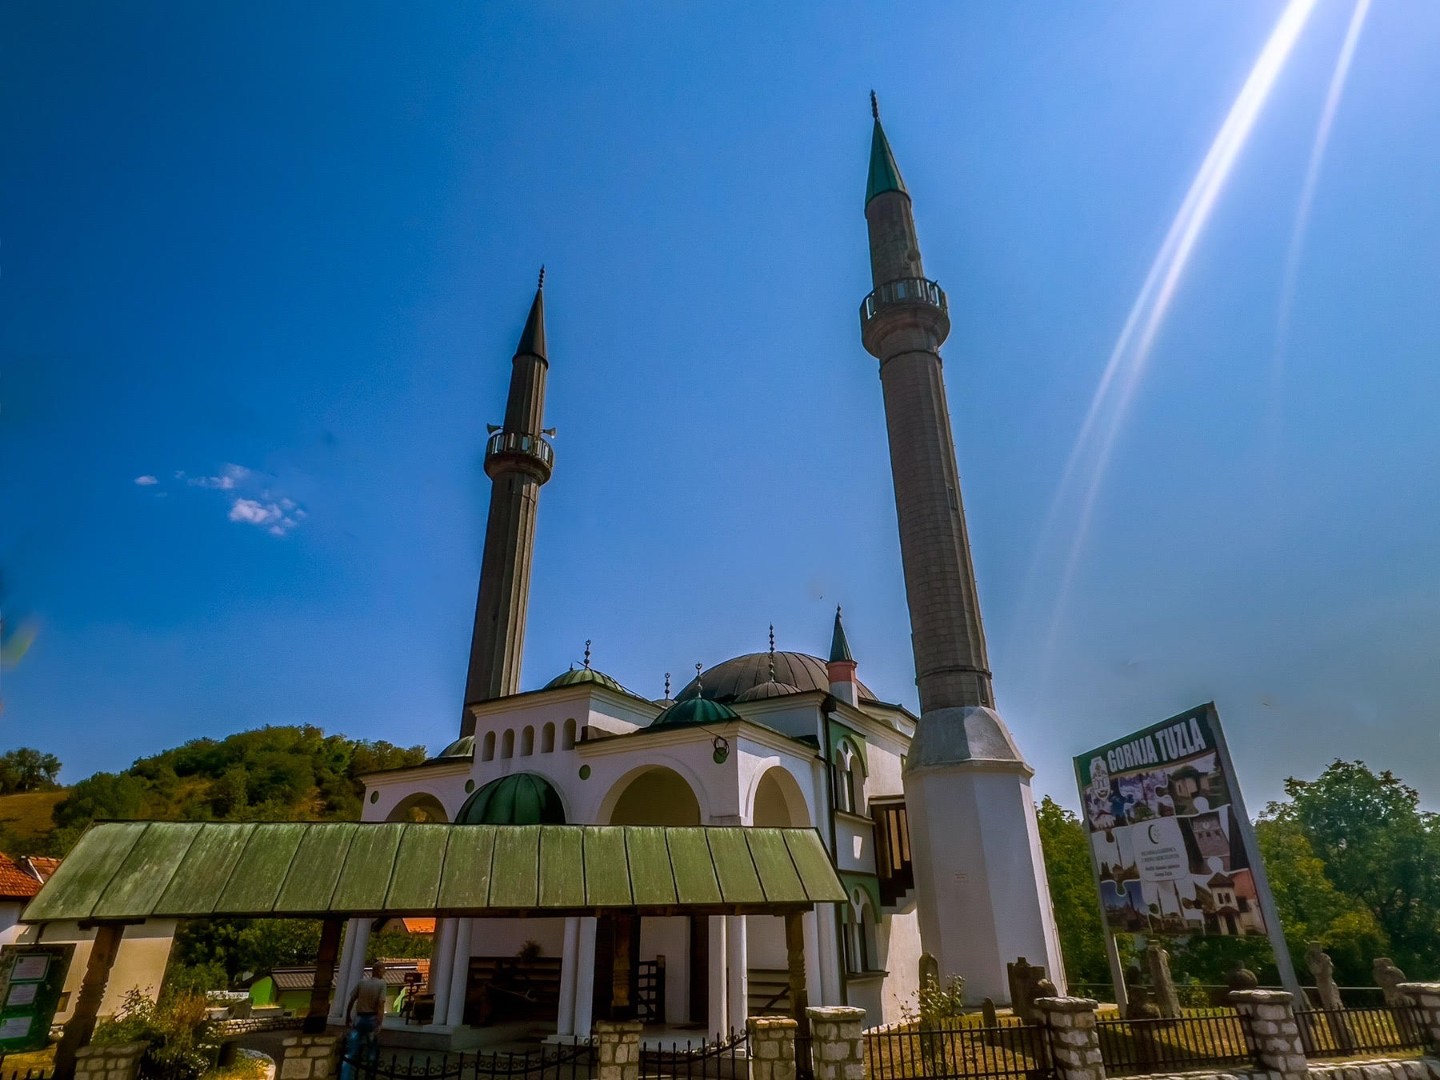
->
<box><xmin>305</xmin><ymin>917</ymin><xmax>345</xmax><ymax>1034</ymax></box>
<box><xmin>54</xmin><ymin>922</ymin><xmax>126</xmax><ymax>1080</ymax></box>
<box><xmin>785</xmin><ymin>911</ymin><xmax>810</xmax><ymax>1039</ymax></box>
<box><xmin>610</xmin><ymin>914</ymin><xmax>636</xmax><ymax>1020</ymax></box>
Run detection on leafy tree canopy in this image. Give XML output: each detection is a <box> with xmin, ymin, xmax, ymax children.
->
<box><xmin>0</xmin><ymin>748</ymin><xmax>62</xmax><ymax>794</ymax></box>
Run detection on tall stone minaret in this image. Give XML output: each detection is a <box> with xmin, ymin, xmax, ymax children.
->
<box><xmin>860</xmin><ymin>96</ymin><xmax>1064</xmax><ymax>1001</ymax></box>
<box><xmin>460</xmin><ymin>272</ymin><xmax>555</xmax><ymax>736</ymax></box>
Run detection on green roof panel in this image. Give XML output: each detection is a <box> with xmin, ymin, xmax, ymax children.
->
<box><xmin>23</xmin><ymin>822</ymin><xmax>147</xmax><ymax>923</ymax></box>
<box><xmin>784</xmin><ymin>830</ymin><xmax>848</xmax><ymax>903</ymax></box>
<box><xmin>488</xmin><ymin>825</ymin><xmax>540</xmax><ymax>909</ymax></box>
<box><xmin>665</xmin><ymin>828</ymin><xmax>723</xmax><ymax>907</ymax></box>
<box><xmin>96</xmin><ymin>822</ymin><xmax>202</xmax><ymax>920</ymax></box>
<box><xmin>706</xmin><ymin>828</ymin><xmax>765</xmax><ymax>905</ymax></box>
<box><xmin>330</xmin><ymin>824</ymin><xmax>403</xmax><ymax>912</ymax></box>
<box><xmin>218</xmin><ymin>825</ymin><xmax>305</xmax><ymax>915</ymax></box>
<box><xmin>154</xmin><ymin>822</ymin><xmax>256</xmax><ymax>915</ymax></box>
<box><xmin>273</xmin><ymin>823</ymin><xmax>356</xmax><ymax>915</ymax></box>
<box><xmin>745</xmin><ymin>828</ymin><xmax>805</xmax><ymax>903</ymax></box>
<box><xmin>626</xmin><ymin>828</ymin><xmax>677</xmax><ymax>907</ymax></box>
<box><xmin>436</xmin><ymin>825</ymin><xmax>495</xmax><ymax>911</ymax></box>
<box><xmin>538</xmin><ymin>827</ymin><xmax>585</xmax><ymax>909</ymax></box>
<box><xmin>866</xmin><ymin>119</ymin><xmax>908</xmax><ymax>206</ymax></box>
<box><xmin>385</xmin><ymin>825</ymin><xmax>452</xmax><ymax>911</ymax></box>
<box><xmin>581</xmin><ymin>827</ymin><xmax>631</xmax><ymax>907</ymax></box>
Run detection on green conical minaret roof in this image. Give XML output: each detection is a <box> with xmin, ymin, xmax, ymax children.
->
<box><xmin>515</xmin><ymin>268</ymin><xmax>546</xmax><ymax>360</ymax></box>
<box><xmin>829</xmin><ymin>606</ymin><xmax>854</xmax><ymax>663</ymax></box>
<box><xmin>865</xmin><ymin>92</ymin><xmax>907</xmax><ymax>207</ymax></box>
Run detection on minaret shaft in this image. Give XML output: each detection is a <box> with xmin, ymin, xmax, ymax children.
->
<box><xmin>460</xmin><ymin>285</ymin><xmax>554</xmax><ymax>736</ymax></box>
<box><xmin>865</xmin><ymin>185</ymin><xmax>992</xmax><ymax>713</ymax></box>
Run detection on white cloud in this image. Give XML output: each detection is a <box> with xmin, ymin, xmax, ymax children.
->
<box><xmin>134</xmin><ymin>475</ymin><xmax>159</xmax><ymax>486</ymax></box>
<box><xmin>229</xmin><ymin>497</ymin><xmax>303</xmax><ymax>536</ymax></box>
<box><xmin>189</xmin><ymin>463</ymin><xmax>251</xmax><ymax>490</ymax></box>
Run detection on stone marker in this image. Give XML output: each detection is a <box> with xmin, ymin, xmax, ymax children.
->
<box><xmin>1145</xmin><ymin>941</ymin><xmax>1181</xmax><ymax>1019</ymax></box>
<box><xmin>1306</xmin><ymin>942</ymin><xmax>1355</xmax><ymax>1050</ymax></box>
<box><xmin>981</xmin><ymin>998</ymin><xmax>998</xmax><ymax>1028</ymax></box>
<box><xmin>1007</xmin><ymin>957</ymin><xmax>1048</xmax><ymax>1021</ymax></box>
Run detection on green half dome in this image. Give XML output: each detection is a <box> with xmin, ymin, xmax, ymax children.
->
<box><xmin>650</xmin><ymin>697</ymin><xmax>741</xmax><ymax>730</ymax></box>
<box><xmin>545</xmin><ymin>666</ymin><xmax>628</xmax><ymax>694</ymax></box>
<box><xmin>434</xmin><ymin>735</ymin><xmax>475</xmax><ymax>760</ymax></box>
<box><xmin>456</xmin><ymin>773</ymin><xmax>566</xmax><ymax>825</ymax></box>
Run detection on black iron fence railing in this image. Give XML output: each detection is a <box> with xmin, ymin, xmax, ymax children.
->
<box><xmin>859</xmin><ymin>278</ymin><xmax>949</xmax><ymax>324</ymax></box>
<box><xmin>640</xmin><ymin>1030</ymin><xmax>747</xmax><ymax>1080</ymax></box>
<box><xmin>339</xmin><ymin>1039</ymin><xmax>595</xmax><ymax>1080</ymax></box>
<box><xmin>1068</xmin><ymin>983</ymin><xmax>1393</xmax><ymax>1009</ymax></box>
<box><xmin>1297</xmin><ymin>1005</ymin><xmax>1427</xmax><ymax>1058</ymax></box>
<box><xmin>1094</xmin><ymin>1011</ymin><xmax>1251</xmax><ymax>1078</ymax></box>
<box><xmin>0</xmin><ymin>1058</ymin><xmax>53</xmax><ymax>1080</ymax></box>
<box><xmin>865</xmin><ymin>1020</ymin><xmax>1053</xmax><ymax>1080</ymax></box>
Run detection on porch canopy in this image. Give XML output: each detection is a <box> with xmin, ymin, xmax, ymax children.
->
<box><xmin>23</xmin><ymin>820</ymin><xmax>846</xmax><ymax>922</ymax></box>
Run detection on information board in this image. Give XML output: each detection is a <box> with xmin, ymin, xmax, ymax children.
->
<box><xmin>0</xmin><ymin>944</ymin><xmax>74</xmax><ymax>1052</ymax></box>
<box><xmin>1075</xmin><ymin>703</ymin><xmax>1266</xmax><ymax>937</ymax></box>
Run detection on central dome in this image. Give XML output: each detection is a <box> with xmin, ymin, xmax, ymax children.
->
<box><xmin>678</xmin><ymin>651</ymin><xmax>876</xmax><ymax>704</ymax></box>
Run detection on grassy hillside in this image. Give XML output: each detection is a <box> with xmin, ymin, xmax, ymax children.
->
<box><xmin>0</xmin><ymin>790</ymin><xmax>67</xmax><ymax>851</ymax></box>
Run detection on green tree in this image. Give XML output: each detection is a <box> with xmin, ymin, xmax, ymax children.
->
<box><xmin>0</xmin><ymin>747</ymin><xmax>62</xmax><ymax>793</ymax></box>
<box><xmin>1263</xmin><ymin>760</ymin><xmax>1440</xmax><ymax>976</ymax></box>
<box><xmin>1035</xmin><ymin>796</ymin><xmax>1109</xmax><ymax>985</ymax></box>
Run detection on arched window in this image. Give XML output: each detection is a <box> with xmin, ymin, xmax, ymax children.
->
<box><xmin>481</xmin><ymin>732</ymin><xmax>496</xmax><ymax>762</ymax></box>
<box><xmin>835</xmin><ymin>742</ymin><xmax>865</xmax><ymax>815</ymax></box>
<box><xmin>844</xmin><ymin>890</ymin><xmax>877</xmax><ymax>973</ymax></box>
<box><xmin>501</xmin><ymin>730</ymin><xmax>515</xmax><ymax>759</ymax></box>
<box><xmin>520</xmin><ymin>726</ymin><xmax>535</xmax><ymax>757</ymax></box>
<box><xmin>562</xmin><ymin>719</ymin><xmax>577</xmax><ymax>751</ymax></box>
<box><xmin>541</xmin><ymin>723</ymin><xmax>555</xmax><ymax>754</ymax></box>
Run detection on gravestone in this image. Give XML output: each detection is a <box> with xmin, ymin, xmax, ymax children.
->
<box><xmin>1145</xmin><ymin>942</ymin><xmax>1181</xmax><ymax>1018</ymax></box>
<box><xmin>1306</xmin><ymin>942</ymin><xmax>1355</xmax><ymax>1050</ymax></box>
<box><xmin>919</xmin><ymin>952</ymin><xmax>940</xmax><ymax>992</ymax></box>
<box><xmin>1006</xmin><ymin>958</ymin><xmax>1048</xmax><ymax>1022</ymax></box>
<box><xmin>981</xmin><ymin>998</ymin><xmax>998</xmax><ymax>1028</ymax></box>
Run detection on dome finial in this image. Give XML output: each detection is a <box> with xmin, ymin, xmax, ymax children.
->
<box><xmin>870</xmin><ymin>90</ymin><xmax>879</xmax><ymax>120</ymax></box>
<box><xmin>695</xmin><ymin>661</ymin><xmax>703</xmax><ymax>696</ymax></box>
<box><xmin>664</xmin><ymin>671</ymin><xmax>671</xmax><ymax>698</ymax></box>
<box><xmin>768</xmin><ymin>624</ymin><xmax>776</xmax><ymax>681</ymax></box>
<box><xmin>583</xmin><ymin>639</ymin><xmax>592</xmax><ymax>669</ymax></box>
<box><xmin>537</xmin><ymin>264</ymin><xmax>546</xmax><ymax>290</ymax></box>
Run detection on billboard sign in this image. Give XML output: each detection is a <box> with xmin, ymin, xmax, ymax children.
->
<box><xmin>1074</xmin><ymin>703</ymin><xmax>1268</xmax><ymax>938</ymax></box>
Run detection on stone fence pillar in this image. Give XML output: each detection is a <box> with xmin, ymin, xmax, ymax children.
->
<box><xmin>595</xmin><ymin>1019</ymin><xmax>643</xmax><ymax>1080</ymax></box>
<box><xmin>805</xmin><ymin>1006</ymin><xmax>866</xmax><ymax>1080</ymax></box>
<box><xmin>279</xmin><ymin>1032</ymin><xmax>341</xmax><ymax>1080</ymax></box>
<box><xmin>1398</xmin><ymin>983</ymin><xmax>1440</xmax><ymax>1056</ymax></box>
<box><xmin>1034</xmin><ymin>997</ymin><xmax>1104</xmax><ymax>1080</ymax></box>
<box><xmin>74</xmin><ymin>1041</ymin><xmax>146</xmax><ymax>1080</ymax></box>
<box><xmin>748</xmin><ymin>1016</ymin><xmax>798</xmax><ymax>1080</ymax></box>
<box><xmin>1229</xmin><ymin>990</ymin><xmax>1307</xmax><ymax>1080</ymax></box>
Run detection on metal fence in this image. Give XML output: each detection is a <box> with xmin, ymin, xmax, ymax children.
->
<box><xmin>1298</xmin><ymin>1005</ymin><xmax>1428</xmax><ymax>1058</ymax></box>
<box><xmin>1094</xmin><ymin>1011</ymin><xmax>1251</xmax><ymax>1077</ymax></box>
<box><xmin>865</xmin><ymin>1020</ymin><xmax>1053</xmax><ymax>1080</ymax></box>
<box><xmin>0</xmin><ymin>1060</ymin><xmax>52</xmax><ymax>1080</ymax></box>
<box><xmin>640</xmin><ymin>1030</ymin><xmax>747</xmax><ymax>1080</ymax></box>
<box><xmin>338</xmin><ymin>1040</ymin><xmax>596</xmax><ymax>1080</ymax></box>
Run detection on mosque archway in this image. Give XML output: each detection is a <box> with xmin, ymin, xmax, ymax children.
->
<box><xmin>386</xmin><ymin>792</ymin><xmax>448</xmax><ymax>823</ymax></box>
<box><xmin>602</xmin><ymin>766</ymin><xmax>703</xmax><ymax>827</ymax></box>
<box><xmin>751</xmin><ymin>766</ymin><xmax>810</xmax><ymax>827</ymax></box>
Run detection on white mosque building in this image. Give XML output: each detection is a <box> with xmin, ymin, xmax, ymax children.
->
<box><xmin>332</xmin><ymin>100</ymin><xmax>1064</xmax><ymax>1044</ymax></box>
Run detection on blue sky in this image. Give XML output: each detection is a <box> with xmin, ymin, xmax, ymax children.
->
<box><xmin>3</xmin><ymin>2</ymin><xmax>1438</xmax><ymax>812</ymax></box>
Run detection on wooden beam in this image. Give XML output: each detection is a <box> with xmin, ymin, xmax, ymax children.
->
<box><xmin>304</xmin><ymin>917</ymin><xmax>345</xmax><ymax>1034</ymax></box>
<box><xmin>53</xmin><ymin>922</ymin><xmax>125</xmax><ymax>1080</ymax></box>
<box><xmin>785</xmin><ymin>911</ymin><xmax>810</xmax><ymax>1039</ymax></box>
<box><xmin>609</xmin><ymin>913</ymin><xmax>636</xmax><ymax>1020</ymax></box>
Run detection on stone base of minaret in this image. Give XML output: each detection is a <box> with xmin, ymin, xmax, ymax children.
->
<box><xmin>902</xmin><ymin>706</ymin><xmax>1066</xmax><ymax>1005</ymax></box>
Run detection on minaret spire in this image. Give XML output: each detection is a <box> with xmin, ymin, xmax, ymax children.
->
<box><xmin>459</xmin><ymin>273</ymin><xmax>557</xmax><ymax>733</ymax></box>
<box><xmin>860</xmin><ymin>105</ymin><xmax>1064</xmax><ymax>1002</ymax></box>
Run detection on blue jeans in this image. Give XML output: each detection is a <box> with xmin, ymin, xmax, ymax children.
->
<box><xmin>341</xmin><ymin>1014</ymin><xmax>380</xmax><ymax>1080</ymax></box>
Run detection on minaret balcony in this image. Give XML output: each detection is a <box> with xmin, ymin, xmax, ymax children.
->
<box><xmin>859</xmin><ymin>276</ymin><xmax>950</xmax><ymax>356</ymax></box>
<box><xmin>484</xmin><ymin>429</ymin><xmax>554</xmax><ymax>482</ymax></box>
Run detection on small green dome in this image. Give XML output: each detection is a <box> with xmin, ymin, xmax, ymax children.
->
<box><xmin>435</xmin><ymin>735</ymin><xmax>475</xmax><ymax>760</ymax></box>
<box><xmin>650</xmin><ymin>697</ymin><xmax>741</xmax><ymax>730</ymax></box>
<box><xmin>545</xmin><ymin>666</ymin><xmax>628</xmax><ymax>694</ymax></box>
<box><xmin>456</xmin><ymin>773</ymin><xmax>566</xmax><ymax>825</ymax></box>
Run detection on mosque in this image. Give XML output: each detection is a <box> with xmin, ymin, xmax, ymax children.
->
<box><xmin>335</xmin><ymin>100</ymin><xmax>1065</xmax><ymax>1043</ymax></box>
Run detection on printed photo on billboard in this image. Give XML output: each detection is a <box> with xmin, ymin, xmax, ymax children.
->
<box><xmin>1074</xmin><ymin>704</ymin><xmax>1267</xmax><ymax>938</ymax></box>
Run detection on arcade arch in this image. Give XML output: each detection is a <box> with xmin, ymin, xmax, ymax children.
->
<box><xmin>385</xmin><ymin>792</ymin><xmax>448</xmax><ymax>823</ymax></box>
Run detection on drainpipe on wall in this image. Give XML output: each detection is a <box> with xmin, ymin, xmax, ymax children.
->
<box><xmin>820</xmin><ymin>695</ymin><xmax>849</xmax><ymax>1008</ymax></box>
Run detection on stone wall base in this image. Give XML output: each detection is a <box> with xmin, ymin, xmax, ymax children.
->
<box><xmin>1119</xmin><ymin>1057</ymin><xmax>1440</xmax><ymax>1080</ymax></box>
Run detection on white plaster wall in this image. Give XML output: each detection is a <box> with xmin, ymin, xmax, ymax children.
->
<box><xmin>0</xmin><ymin>902</ymin><xmax>23</xmax><ymax>947</ymax></box>
<box><xmin>832</xmin><ymin>817</ymin><xmax>876</xmax><ymax>875</ymax></box>
<box><xmin>638</xmin><ymin>916</ymin><xmax>690</xmax><ymax>1024</ymax></box>
<box><xmin>876</xmin><ymin>909</ymin><xmax>922</xmax><ymax>1025</ymax></box>
<box><xmin>35</xmin><ymin>918</ymin><xmax>176</xmax><ymax>1022</ymax></box>
<box><xmin>904</xmin><ymin>765</ymin><xmax>1064</xmax><ymax>1003</ymax></box>
<box><xmin>465</xmin><ymin>917</ymin><xmax>566</xmax><ymax>958</ymax></box>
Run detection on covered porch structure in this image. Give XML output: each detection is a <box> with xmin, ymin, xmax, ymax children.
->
<box><xmin>23</xmin><ymin>820</ymin><xmax>846</xmax><ymax>1073</ymax></box>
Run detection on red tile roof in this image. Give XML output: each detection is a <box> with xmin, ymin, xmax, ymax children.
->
<box><xmin>0</xmin><ymin>854</ymin><xmax>42</xmax><ymax>900</ymax></box>
<box><xmin>22</xmin><ymin>857</ymin><xmax>60</xmax><ymax>882</ymax></box>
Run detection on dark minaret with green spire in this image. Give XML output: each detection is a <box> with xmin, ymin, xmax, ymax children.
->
<box><xmin>860</xmin><ymin>95</ymin><xmax>1064</xmax><ymax>1003</ymax></box>
<box><xmin>460</xmin><ymin>271</ymin><xmax>556</xmax><ymax>735</ymax></box>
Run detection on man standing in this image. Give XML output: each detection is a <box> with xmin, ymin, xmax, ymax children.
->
<box><xmin>344</xmin><ymin>960</ymin><xmax>387</xmax><ymax>1077</ymax></box>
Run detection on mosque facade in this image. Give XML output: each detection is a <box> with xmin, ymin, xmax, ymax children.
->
<box><xmin>333</xmin><ymin>103</ymin><xmax>1063</xmax><ymax>1042</ymax></box>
